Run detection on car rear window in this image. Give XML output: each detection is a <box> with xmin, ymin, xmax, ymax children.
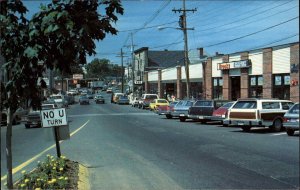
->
<box><xmin>170</xmin><ymin>101</ymin><xmax>179</xmax><ymax>106</ymax></box>
<box><xmin>194</xmin><ymin>101</ymin><xmax>213</xmax><ymax>107</ymax></box>
<box><xmin>262</xmin><ymin>102</ymin><xmax>280</xmax><ymax>109</ymax></box>
<box><xmin>146</xmin><ymin>95</ymin><xmax>158</xmax><ymax>99</ymax></box>
<box><xmin>221</xmin><ymin>102</ymin><xmax>234</xmax><ymax>108</ymax></box>
<box><xmin>233</xmin><ymin>101</ymin><xmax>257</xmax><ymax>109</ymax></box>
<box><xmin>185</xmin><ymin>101</ymin><xmax>194</xmax><ymax>106</ymax></box>
<box><xmin>288</xmin><ymin>103</ymin><xmax>299</xmax><ymax>114</ymax></box>
<box><xmin>158</xmin><ymin>100</ymin><xmax>167</xmax><ymax>103</ymax></box>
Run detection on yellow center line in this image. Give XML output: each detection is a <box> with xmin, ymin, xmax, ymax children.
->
<box><xmin>1</xmin><ymin>119</ymin><xmax>90</xmax><ymax>182</ymax></box>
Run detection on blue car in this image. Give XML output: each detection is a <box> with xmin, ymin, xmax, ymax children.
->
<box><xmin>79</xmin><ymin>95</ymin><xmax>89</xmax><ymax>105</ymax></box>
<box><xmin>118</xmin><ymin>96</ymin><xmax>129</xmax><ymax>105</ymax></box>
<box><xmin>166</xmin><ymin>100</ymin><xmax>195</xmax><ymax>119</ymax></box>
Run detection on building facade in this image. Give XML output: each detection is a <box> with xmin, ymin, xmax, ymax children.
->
<box><xmin>144</xmin><ymin>42</ymin><xmax>299</xmax><ymax>102</ymax></box>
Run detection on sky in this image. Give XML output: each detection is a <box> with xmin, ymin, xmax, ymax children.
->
<box><xmin>24</xmin><ymin>0</ymin><xmax>299</xmax><ymax>66</ymax></box>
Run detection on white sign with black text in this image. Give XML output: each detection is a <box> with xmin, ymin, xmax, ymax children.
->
<box><xmin>40</xmin><ymin>108</ymin><xmax>67</xmax><ymax>128</ymax></box>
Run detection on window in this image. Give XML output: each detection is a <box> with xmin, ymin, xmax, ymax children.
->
<box><xmin>233</xmin><ymin>101</ymin><xmax>257</xmax><ymax>109</ymax></box>
<box><xmin>249</xmin><ymin>75</ymin><xmax>263</xmax><ymax>98</ymax></box>
<box><xmin>221</xmin><ymin>102</ymin><xmax>234</xmax><ymax>108</ymax></box>
<box><xmin>213</xmin><ymin>78</ymin><xmax>223</xmax><ymax>100</ymax></box>
<box><xmin>195</xmin><ymin>101</ymin><xmax>213</xmax><ymax>107</ymax></box>
<box><xmin>288</xmin><ymin>103</ymin><xmax>299</xmax><ymax>114</ymax></box>
<box><xmin>262</xmin><ymin>102</ymin><xmax>280</xmax><ymax>109</ymax></box>
<box><xmin>281</xmin><ymin>102</ymin><xmax>294</xmax><ymax>110</ymax></box>
<box><xmin>272</xmin><ymin>74</ymin><xmax>290</xmax><ymax>100</ymax></box>
<box><xmin>158</xmin><ymin>100</ymin><xmax>167</xmax><ymax>103</ymax></box>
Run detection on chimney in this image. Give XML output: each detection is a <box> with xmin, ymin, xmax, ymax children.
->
<box><xmin>198</xmin><ymin>47</ymin><xmax>204</xmax><ymax>58</ymax></box>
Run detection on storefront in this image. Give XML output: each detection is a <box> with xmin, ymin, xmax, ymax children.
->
<box><xmin>204</xmin><ymin>42</ymin><xmax>299</xmax><ymax>102</ymax></box>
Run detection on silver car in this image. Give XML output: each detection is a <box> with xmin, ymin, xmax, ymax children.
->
<box><xmin>283</xmin><ymin>103</ymin><xmax>299</xmax><ymax>136</ymax></box>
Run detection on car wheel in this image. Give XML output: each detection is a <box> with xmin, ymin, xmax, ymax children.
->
<box><xmin>241</xmin><ymin>126</ymin><xmax>251</xmax><ymax>132</ymax></box>
<box><xmin>179</xmin><ymin>117</ymin><xmax>186</xmax><ymax>122</ymax></box>
<box><xmin>286</xmin><ymin>128</ymin><xmax>295</xmax><ymax>136</ymax></box>
<box><xmin>166</xmin><ymin>115</ymin><xmax>172</xmax><ymax>119</ymax></box>
<box><xmin>25</xmin><ymin>124</ymin><xmax>30</xmax><ymax>128</ymax></box>
<box><xmin>271</xmin><ymin>119</ymin><xmax>282</xmax><ymax>132</ymax></box>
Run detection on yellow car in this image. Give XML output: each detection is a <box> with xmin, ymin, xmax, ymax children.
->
<box><xmin>149</xmin><ymin>99</ymin><xmax>169</xmax><ymax>111</ymax></box>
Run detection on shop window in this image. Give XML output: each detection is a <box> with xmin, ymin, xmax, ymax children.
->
<box><xmin>213</xmin><ymin>78</ymin><xmax>223</xmax><ymax>100</ymax></box>
<box><xmin>272</xmin><ymin>74</ymin><xmax>290</xmax><ymax>100</ymax></box>
<box><xmin>249</xmin><ymin>75</ymin><xmax>263</xmax><ymax>98</ymax></box>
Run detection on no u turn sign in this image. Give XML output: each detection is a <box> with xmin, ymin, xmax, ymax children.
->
<box><xmin>41</xmin><ymin>108</ymin><xmax>68</xmax><ymax>128</ymax></box>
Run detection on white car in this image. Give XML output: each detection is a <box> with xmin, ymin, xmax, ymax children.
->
<box><xmin>50</xmin><ymin>94</ymin><xmax>67</xmax><ymax>108</ymax></box>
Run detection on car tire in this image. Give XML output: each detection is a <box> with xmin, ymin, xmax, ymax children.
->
<box><xmin>271</xmin><ymin>119</ymin><xmax>282</xmax><ymax>132</ymax></box>
<box><xmin>241</xmin><ymin>126</ymin><xmax>251</xmax><ymax>132</ymax></box>
<box><xmin>179</xmin><ymin>117</ymin><xmax>186</xmax><ymax>122</ymax></box>
<box><xmin>25</xmin><ymin>124</ymin><xmax>30</xmax><ymax>128</ymax></box>
<box><xmin>286</xmin><ymin>128</ymin><xmax>295</xmax><ymax>136</ymax></box>
<box><xmin>166</xmin><ymin>115</ymin><xmax>172</xmax><ymax>119</ymax></box>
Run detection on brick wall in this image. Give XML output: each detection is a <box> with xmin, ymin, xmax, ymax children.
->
<box><xmin>157</xmin><ymin>69</ymin><xmax>163</xmax><ymax>98</ymax></box>
<box><xmin>204</xmin><ymin>58</ymin><xmax>212</xmax><ymax>99</ymax></box>
<box><xmin>240</xmin><ymin>52</ymin><xmax>249</xmax><ymax>99</ymax></box>
<box><xmin>222</xmin><ymin>55</ymin><xmax>230</xmax><ymax>100</ymax></box>
<box><xmin>176</xmin><ymin>66</ymin><xmax>182</xmax><ymax>99</ymax></box>
<box><xmin>263</xmin><ymin>48</ymin><xmax>273</xmax><ymax>98</ymax></box>
<box><xmin>290</xmin><ymin>43</ymin><xmax>299</xmax><ymax>102</ymax></box>
<box><xmin>144</xmin><ymin>71</ymin><xmax>149</xmax><ymax>93</ymax></box>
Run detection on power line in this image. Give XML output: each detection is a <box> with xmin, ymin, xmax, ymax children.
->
<box><xmin>204</xmin><ymin>16</ymin><xmax>298</xmax><ymax>48</ymax></box>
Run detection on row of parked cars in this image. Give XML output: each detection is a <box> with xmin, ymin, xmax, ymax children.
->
<box><xmin>128</xmin><ymin>94</ymin><xmax>299</xmax><ymax>136</ymax></box>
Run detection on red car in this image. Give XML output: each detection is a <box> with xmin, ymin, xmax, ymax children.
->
<box><xmin>156</xmin><ymin>101</ymin><xmax>179</xmax><ymax>115</ymax></box>
<box><xmin>211</xmin><ymin>101</ymin><xmax>235</xmax><ymax>126</ymax></box>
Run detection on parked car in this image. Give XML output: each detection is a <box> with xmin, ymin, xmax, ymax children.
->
<box><xmin>138</xmin><ymin>94</ymin><xmax>159</xmax><ymax>109</ymax></box>
<box><xmin>149</xmin><ymin>99</ymin><xmax>169</xmax><ymax>111</ymax></box>
<box><xmin>211</xmin><ymin>101</ymin><xmax>235</xmax><ymax>126</ymax></box>
<box><xmin>224</xmin><ymin>98</ymin><xmax>294</xmax><ymax>132</ymax></box>
<box><xmin>283</xmin><ymin>103</ymin><xmax>299</xmax><ymax>136</ymax></box>
<box><xmin>1</xmin><ymin>107</ymin><xmax>29</xmax><ymax>126</ymax></box>
<box><xmin>111</xmin><ymin>93</ymin><xmax>125</xmax><ymax>104</ymax></box>
<box><xmin>131</xmin><ymin>97</ymin><xmax>139</xmax><ymax>107</ymax></box>
<box><xmin>50</xmin><ymin>94</ymin><xmax>67</xmax><ymax>108</ymax></box>
<box><xmin>167</xmin><ymin>100</ymin><xmax>194</xmax><ymax>120</ymax></box>
<box><xmin>94</xmin><ymin>95</ymin><xmax>105</xmax><ymax>104</ymax></box>
<box><xmin>118</xmin><ymin>95</ymin><xmax>130</xmax><ymax>105</ymax></box>
<box><xmin>157</xmin><ymin>101</ymin><xmax>179</xmax><ymax>115</ymax></box>
<box><xmin>86</xmin><ymin>91</ymin><xmax>94</xmax><ymax>99</ymax></box>
<box><xmin>185</xmin><ymin>100</ymin><xmax>230</xmax><ymax>123</ymax></box>
<box><xmin>79</xmin><ymin>95</ymin><xmax>90</xmax><ymax>105</ymax></box>
<box><xmin>106</xmin><ymin>88</ymin><xmax>113</xmax><ymax>93</ymax></box>
<box><xmin>23</xmin><ymin>104</ymin><xmax>55</xmax><ymax>128</ymax></box>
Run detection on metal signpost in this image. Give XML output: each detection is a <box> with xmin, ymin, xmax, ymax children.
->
<box><xmin>40</xmin><ymin>108</ymin><xmax>69</xmax><ymax>158</ymax></box>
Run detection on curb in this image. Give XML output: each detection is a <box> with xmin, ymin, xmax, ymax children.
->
<box><xmin>78</xmin><ymin>164</ymin><xmax>90</xmax><ymax>190</ymax></box>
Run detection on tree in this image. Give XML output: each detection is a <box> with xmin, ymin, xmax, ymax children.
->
<box><xmin>0</xmin><ymin>0</ymin><xmax>123</xmax><ymax>188</ymax></box>
<box><xmin>85</xmin><ymin>58</ymin><xmax>110</xmax><ymax>79</ymax></box>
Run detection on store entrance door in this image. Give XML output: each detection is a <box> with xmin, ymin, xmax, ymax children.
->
<box><xmin>231</xmin><ymin>76</ymin><xmax>241</xmax><ymax>100</ymax></box>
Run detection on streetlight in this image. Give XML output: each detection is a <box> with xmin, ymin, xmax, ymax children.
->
<box><xmin>158</xmin><ymin>26</ymin><xmax>194</xmax><ymax>99</ymax></box>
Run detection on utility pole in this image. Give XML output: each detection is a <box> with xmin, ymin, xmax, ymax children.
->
<box><xmin>116</xmin><ymin>48</ymin><xmax>127</xmax><ymax>93</ymax></box>
<box><xmin>130</xmin><ymin>33</ymin><xmax>135</xmax><ymax>96</ymax></box>
<box><xmin>172</xmin><ymin>0</ymin><xmax>196</xmax><ymax>99</ymax></box>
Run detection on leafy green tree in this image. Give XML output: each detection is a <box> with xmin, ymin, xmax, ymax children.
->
<box><xmin>85</xmin><ymin>58</ymin><xmax>110</xmax><ymax>79</ymax></box>
<box><xmin>0</xmin><ymin>0</ymin><xmax>123</xmax><ymax>188</ymax></box>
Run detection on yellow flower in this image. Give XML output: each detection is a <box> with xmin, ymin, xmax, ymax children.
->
<box><xmin>47</xmin><ymin>154</ymin><xmax>50</xmax><ymax>157</ymax></box>
<box><xmin>52</xmin><ymin>178</ymin><xmax>57</xmax><ymax>183</ymax></box>
<box><xmin>20</xmin><ymin>184</ymin><xmax>26</xmax><ymax>187</ymax></box>
<box><xmin>35</xmin><ymin>188</ymin><xmax>41</xmax><ymax>190</ymax></box>
<box><xmin>59</xmin><ymin>167</ymin><xmax>63</xmax><ymax>171</ymax></box>
<box><xmin>48</xmin><ymin>180</ymin><xmax>53</xmax><ymax>184</ymax></box>
<box><xmin>21</xmin><ymin>170</ymin><xmax>26</xmax><ymax>174</ymax></box>
<box><xmin>61</xmin><ymin>156</ymin><xmax>66</xmax><ymax>159</ymax></box>
<box><xmin>58</xmin><ymin>176</ymin><xmax>64</xmax><ymax>180</ymax></box>
<box><xmin>52</xmin><ymin>167</ymin><xmax>56</xmax><ymax>170</ymax></box>
<box><xmin>64</xmin><ymin>177</ymin><xmax>68</xmax><ymax>181</ymax></box>
<box><xmin>24</xmin><ymin>179</ymin><xmax>30</xmax><ymax>183</ymax></box>
<box><xmin>54</xmin><ymin>164</ymin><xmax>57</xmax><ymax>167</ymax></box>
<box><xmin>37</xmin><ymin>178</ymin><xmax>41</xmax><ymax>181</ymax></box>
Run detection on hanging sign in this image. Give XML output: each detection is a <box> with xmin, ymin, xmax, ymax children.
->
<box><xmin>218</xmin><ymin>59</ymin><xmax>251</xmax><ymax>70</ymax></box>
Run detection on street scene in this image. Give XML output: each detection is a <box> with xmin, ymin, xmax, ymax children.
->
<box><xmin>1</xmin><ymin>0</ymin><xmax>299</xmax><ymax>190</ymax></box>
<box><xmin>1</xmin><ymin>92</ymin><xmax>299</xmax><ymax>189</ymax></box>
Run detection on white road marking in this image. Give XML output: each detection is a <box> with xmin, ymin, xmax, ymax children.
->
<box><xmin>68</xmin><ymin>112</ymin><xmax>155</xmax><ymax>117</ymax></box>
<box><xmin>270</xmin><ymin>132</ymin><xmax>287</xmax><ymax>136</ymax></box>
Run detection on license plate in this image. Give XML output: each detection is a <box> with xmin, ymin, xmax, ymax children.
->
<box><xmin>179</xmin><ymin>114</ymin><xmax>185</xmax><ymax>117</ymax></box>
<box><xmin>199</xmin><ymin>116</ymin><xmax>204</xmax><ymax>119</ymax></box>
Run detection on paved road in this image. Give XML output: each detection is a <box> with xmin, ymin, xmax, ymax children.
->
<box><xmin>1</xmin><ymin>93</ymin><xmax>299</xmax><ymax>189</ymax></box>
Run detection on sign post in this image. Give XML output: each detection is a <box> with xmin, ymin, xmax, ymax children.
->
<box><xmin>40</xmin><ymin>108</ymin><xmax>68</xmax><ymax>158</ymax></box>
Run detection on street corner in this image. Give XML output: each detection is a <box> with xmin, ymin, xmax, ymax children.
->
<box><xmin>78</xmin><ymin>163</ymin><xmax>90</xmax><ymax>190</ymax></box>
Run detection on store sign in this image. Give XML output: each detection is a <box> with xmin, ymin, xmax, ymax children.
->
<box><xmin>135</xmin><ymin>80</ymin><xmax>143</xmax><ymax>84</ymax></box>
<box><xmin>73</xmin><ymin>74</ymin><xmax>83</xmax><ymax>79</ymax></box>
<box><xmin>218</xmin><ymin>59</ymin><xmax>251</xmax><ymax>70</ymax></box>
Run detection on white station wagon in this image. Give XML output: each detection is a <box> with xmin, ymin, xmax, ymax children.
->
<box><xmin>224</xmin><ymin>98</ymin><xmax>294</xmax><ymax>132</ymax></box>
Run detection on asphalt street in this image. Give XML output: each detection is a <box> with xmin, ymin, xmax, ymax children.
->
<box><xmin>1</xmin><ymin>93</ymin><xmax>299</xmax><ymax>190</ymax></box>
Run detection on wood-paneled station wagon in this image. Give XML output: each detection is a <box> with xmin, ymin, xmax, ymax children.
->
<box><xmin>224</xmin><ymin>98</ymin><xmax>294</xmax><ymax>132</ymax></box>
